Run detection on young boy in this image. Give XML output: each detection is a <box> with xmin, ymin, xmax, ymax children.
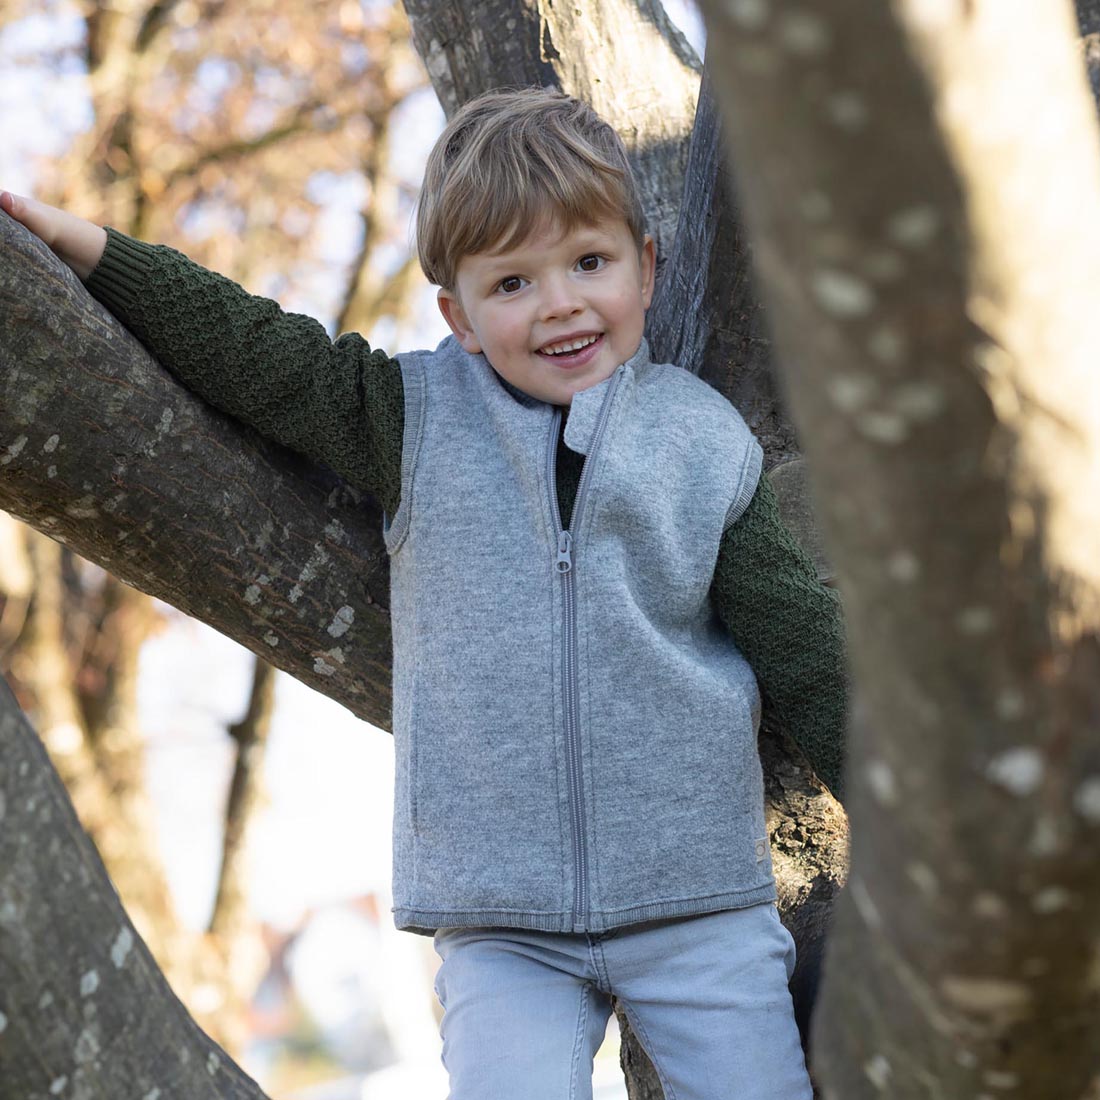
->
<box><xmin>3</xmin><ymin>88</ymin><xmax>845</xmax><ymax>1099</ymax></box>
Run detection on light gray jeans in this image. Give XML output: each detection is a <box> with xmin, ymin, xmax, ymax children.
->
<box><xmin>432</xmin><ymin>901</ymin><xmax>814</xmax><ymax>1100</ymax></box>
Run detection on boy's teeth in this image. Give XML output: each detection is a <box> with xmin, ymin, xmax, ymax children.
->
<box><xmin>543</xmin><ymin>335</ymin><xmax>598</xmax><ymax>355</ymax></box>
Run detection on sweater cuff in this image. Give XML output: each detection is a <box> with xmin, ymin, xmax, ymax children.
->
<box><xmin>84</xmin><ymin>227</ymin><xmax>159</xmax><ymax>316</ymax></box>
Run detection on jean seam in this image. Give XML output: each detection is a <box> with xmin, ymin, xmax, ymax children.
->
<box><xmin>586</xmin><ymin>936</ymin><xmax>612</xmax><ymax>993</ymax></box>
<box><xmin>621</xmin><ymin>1004</ymin><xmax>680</xmax><ymax>1100</ymax></box>
<box><xmin>569</xmin><ymin>983</ymin><xmax>593</xmax><ymax>1100</ymax></box>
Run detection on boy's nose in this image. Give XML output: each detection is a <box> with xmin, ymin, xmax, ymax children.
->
<box><xmin>539</xmin><ymin>278</ymin><xmax>583</xmax><ymax>321</ymax></box>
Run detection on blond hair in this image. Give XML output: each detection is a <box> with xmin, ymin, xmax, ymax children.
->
<box><xmin>416</xmin><ymin>88</ymin><xmax>646</xmax><ymax>290</ymax></box>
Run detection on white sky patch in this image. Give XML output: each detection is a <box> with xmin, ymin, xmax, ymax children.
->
<box><xmin>0</xmin><ymin>13</ymin><xmax>91</xmax><ymax>194</ymax></box>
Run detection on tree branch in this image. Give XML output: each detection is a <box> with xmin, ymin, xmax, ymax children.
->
<box><xmin>0</xmin><ymin>214</ymin><xmax>394</xmax><ymax>729</ymax></box>
<box><xmin>162</xmin><ymin>101</ymin><xmax>341</xmax><ymax>191</ymax></box>
<box><xmin>209</xmin><ymin>657</ymin><xmax>277</xmax><ymax>942</ymax></box>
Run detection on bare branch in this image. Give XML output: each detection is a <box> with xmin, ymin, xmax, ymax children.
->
<box><xmin>209</xmin><ymin>658</ymin><xmax>277</xmax><ymax>942</ymax></box>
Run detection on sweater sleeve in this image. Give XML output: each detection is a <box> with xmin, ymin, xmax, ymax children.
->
<box><xmin>711</xmin><ymin>475</ymin><xmax>849</xmax><ymax>803</ymax></box>
<box><xmin>84</xmin><ymin>227</ymin><xmax>405</xmax><ymax>518</ymax></box>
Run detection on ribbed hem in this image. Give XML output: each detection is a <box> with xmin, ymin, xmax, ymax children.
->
<box><xmin>393</xmin><ymin>883</ymin><xmax>778</xmax><ymax>937</ymax></box>
<box><xmin>84</xmin><ymin>226</ymin><xmax>159</xmax><ymax>316</ymax></box>
<box><xmin>394</xmin><ymin>906</ymin><xmax>573</xmax><ymax>937</ymax></box>
<box><xmin>383</xmin><ymin>350</ymin><xmax>426</xmax><ymax>555</ymax></box>
<box><xmin>723</xmin><ymin>439</ymin><xmax>764</xmax><ymax>532</ymax></box>
<box><xmin>589</xmin><ymin>884</ymin><xmax>777</xmax><ymax>931</ymax></box>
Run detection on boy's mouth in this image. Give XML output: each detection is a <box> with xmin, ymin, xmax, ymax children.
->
<box><xmin>536</xmin><ymin>332</ymin><xmax>603</xmax><ymax>368</ymax></box>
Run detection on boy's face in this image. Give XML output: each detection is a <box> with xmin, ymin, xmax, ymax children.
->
<box><xmin>437</xmin><ymin>217</ymin><xmax>656</xmax><ymax>407</ymax></box>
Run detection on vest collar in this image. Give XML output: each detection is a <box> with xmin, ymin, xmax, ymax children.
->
<box><xmin>488</xmin><ymin>339</ymin><xmax>652</xmax><ymax>454</ymax></box>
<box><xmin>563</xmin><ymin>339</ymin><xmax>651</xmax><ymax>455</ymax></box>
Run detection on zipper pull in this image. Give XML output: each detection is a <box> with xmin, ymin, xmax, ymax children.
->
<box><xmin>555</xmin><ymin>530</ymin><xmax>573</xmax><ymax>573</ymax></box>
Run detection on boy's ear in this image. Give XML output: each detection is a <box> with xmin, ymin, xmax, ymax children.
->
<box><xmin>640</xmin><ymin>235</ymin><xmax>657</xmax><ymax>310</ymax></box>
<box><xmin>437</xmin><ymin>289</ymin><xmax>482</xmax><ymax>354</ymax></box>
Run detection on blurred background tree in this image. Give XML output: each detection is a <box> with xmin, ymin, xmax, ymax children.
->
<box><xmin>0</xmin><ymin>0</ymin><xmax>428</xmax><ymax>1065</ymax></box>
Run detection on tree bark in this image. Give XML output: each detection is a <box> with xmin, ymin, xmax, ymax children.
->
<box><xmin>401</xmin><ymin>0</ymin><xmax>701</xmax><ymax>263</ymax></box>
<box><xmin>697</xmin><ymin>0</ymin><xmax>1100</xmax><ymax>1095</ymax></box>
<box><xmin>1081</xmin><ymin>0</ymin><xmax>1100</xmax><ymax>101</ymax></box>
<box><xmin>0</xmin><ymin>677</ymin><xmax>268</xmax><ymax>1100</ymax></box>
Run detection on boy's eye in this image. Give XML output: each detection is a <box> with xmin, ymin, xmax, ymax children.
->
<box><xmin>497</xmin><ymin>276</ymin><xmax>525</xmax><ymax>294</ymax></box>
<box><xmin>577</xmin><ymin>254</ymin><xmax>605</xmax><ymax>273</ymax></box>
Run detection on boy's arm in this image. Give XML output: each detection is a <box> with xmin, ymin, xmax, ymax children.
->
<box><xmin>0</xmin><ymin>191</ymin><xmax>106</xmax><ymax>278</ymax></box>
<box><xmin>712</xmin><ymin>475</ymin><xmax>849</xmax><ymax>804</ymax></box>
<box><xmin>1</xmin><ymin>194</ymin><xmax>404</xmax><ymax>516</ymax></box>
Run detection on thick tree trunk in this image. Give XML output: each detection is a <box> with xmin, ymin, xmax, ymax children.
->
<box><xmin>0</xmin><ymin>677</ymin><xmax>268</xmax><ymax>1100</ymax></box>
<box><xmin>697</xmin><ymin>0</ymin><xmax>1100</xmax><ymax>1096</ymax></box>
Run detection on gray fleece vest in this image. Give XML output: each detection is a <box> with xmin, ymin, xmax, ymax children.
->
<box><xmin>384</xmin><ymin>336</ymin><xmax>774</xmax><ymax>934</ymax></box>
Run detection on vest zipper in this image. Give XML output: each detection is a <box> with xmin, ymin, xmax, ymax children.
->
<box><xmin>546</xmin><ymin>369</ymin><xmax>623</xmax><ymax>930</ymax></box>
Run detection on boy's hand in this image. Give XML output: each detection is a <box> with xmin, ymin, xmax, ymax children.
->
<box><xmin>0</xmin><ymin>192</ymin><xmax>107</xmax><ymax>281</ymax></box>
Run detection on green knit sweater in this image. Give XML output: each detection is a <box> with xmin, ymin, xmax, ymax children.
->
<box><xmin>86</xmin><ymin>228</ymin><xmax>848</xmax><ymax>801</ymax></box>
